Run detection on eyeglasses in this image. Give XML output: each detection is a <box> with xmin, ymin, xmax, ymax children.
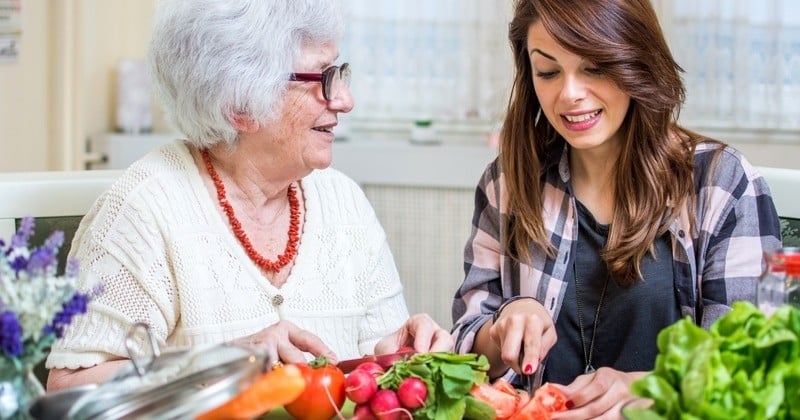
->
<box><xmin>289</xmin><ymin>63</ymin><xmax>351</xmax><ymax>101</ymax></box>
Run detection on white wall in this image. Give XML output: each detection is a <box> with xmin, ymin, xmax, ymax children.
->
<box><xmin>0</xmin><ymin>0</ymin><xmax>170</xmax><ymax>173</ymax></box>
<box><xmin>0</xmin><ymin>1</ymin><xmax>52</xmax><ymax>171</ymax></box>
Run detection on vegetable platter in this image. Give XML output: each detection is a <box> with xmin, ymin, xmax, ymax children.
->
<box><xmin>196</xmin><ymin>351</ymin><xmax>569</xmax><ymax>419</ymax></box>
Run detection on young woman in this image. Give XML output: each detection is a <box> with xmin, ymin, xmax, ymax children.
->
<box><xmin>451</xmin><ymin>0</ymin><xmax>781</xmax><ymax>418</ymax></box>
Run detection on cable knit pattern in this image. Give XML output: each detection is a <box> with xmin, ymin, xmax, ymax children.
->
<box><xmin>47</xmin><ymin>140</ymin><xmax>409</xmax><ymax>369</ymax></box>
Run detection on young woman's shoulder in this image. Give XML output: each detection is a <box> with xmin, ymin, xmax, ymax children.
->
<box><xmin>693</xmin><ymin>141</ymin><xmax>769</xmax><ymax>199</ymax></box>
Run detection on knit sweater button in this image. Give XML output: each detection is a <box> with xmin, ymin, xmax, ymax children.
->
<box><xmin>272</xmin><ymin>295</ymin><xmax>284</xmax><ymax>307</ymax></box>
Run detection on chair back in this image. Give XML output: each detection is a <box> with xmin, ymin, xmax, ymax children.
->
<box><xmin>0</xmin><ymin>169</ymin><xmax>121</xmax><ymax>386</ymax></box>
<box><xmin>759</xmin><ymin>166</ymin><xmax>800</xmax><ymax>247</ymax></box>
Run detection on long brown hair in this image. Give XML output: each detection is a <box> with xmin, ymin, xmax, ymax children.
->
<box><xmin>502</xmin><ymin>0</ymin><xmax>705</xmax><ymax>285</ymax></box>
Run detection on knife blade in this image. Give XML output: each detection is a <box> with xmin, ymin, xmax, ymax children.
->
<box><xmin>337</xmin><ymin>349</ymin><xmax>416</xmax><ymax>374</ymax></box>
<box><xmin>519</xmin><ymin>351</ymin><xmax>535</xmax><ymax>397</ymax></box>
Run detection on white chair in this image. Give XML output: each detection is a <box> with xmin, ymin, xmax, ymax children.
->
<box><xmin>0</xmin><ymin>170</ymin><xmax>122</xmax><ymax>238</ymax></box>
<box><xmin>758</xmin><ymin>166</ymin><xmax>800</xmax><ymax>247</ymax></box>
<box><xmin>0</xmin><ymin>169</ymin><xmax>122</xmax><ymax>385</ymax></box>
<box><xmin>758</xmin><ymin>166</ymin><xmax>800</xmax><ymax>219</ymax></box>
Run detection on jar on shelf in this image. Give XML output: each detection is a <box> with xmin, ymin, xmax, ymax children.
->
<box><xmin>757</xmin><ymin>247</ymin><xmax>800</xmax><ymax>316</ymax></box>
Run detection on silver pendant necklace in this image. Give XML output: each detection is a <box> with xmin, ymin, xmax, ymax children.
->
<box><xmin>574</xmin><ymin>262</ymin><xmax>611</xmax><ymax>374</ymax></box>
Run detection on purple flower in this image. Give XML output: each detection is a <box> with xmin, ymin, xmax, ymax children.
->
<box><xmin>44</xmin><ymin>230</ymin><xmax>64</xmax><ymax>251</ymax></box>
<box><xmin>65</xmin><ymin>258</ymin><xmax>80</xmax><ymax>278</ymax></box>
<box><xmin>26</xmin><ymin>248</ymin><xmax>55</xmax><ymax>272</ymax></box>
<box><xmin>10</xmin><ymin>217</ymin><xmax>34</xmax><ymax>249</ymax></box>
<box><xmin>9</xmin><ymin>253</ymin><xmax>27</xmax><ymax>273</ymax></box>
<box><xmin>44</xmin><ymin>292</ymin><xmax>90</xmax><ymax>338</ymax></box>
<box><xmin>0</xmin><ymin>310</ymin><xmax>23</xmax><ymax>357</ymax></box>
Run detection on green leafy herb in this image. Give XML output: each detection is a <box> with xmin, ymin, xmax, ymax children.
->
<box><xmin>377</xmin><ymin>352</ymin><xmax>490</xmax><ymax>420</ymax></box>
<box><xmin>628</xmin><ymin>302</ymin><xmax>800</xmax><ymax>419</ymax></box>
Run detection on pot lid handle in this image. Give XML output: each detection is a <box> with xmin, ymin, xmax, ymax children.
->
<box><xmin>125</xmin><ymin>322</ymin><xmax>160</xmax><ymax>377</ymax></box>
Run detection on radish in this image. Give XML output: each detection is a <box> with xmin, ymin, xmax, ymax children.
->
<box><xmin>370</xmin><ymin>389</ymin><xmax>411</xmax><ymax>420</ymax></box>
<box><xmin>352</xmin><ymin>403</ymin><xmax>378</xmax><ymax>420</ymax></box>
<box><xmin>345</xmin><ymin>369</ymin><xmax>378</xmax><ymax>403</ymax></box>
<box><xmin>397</xmin><ymin>377</ymin><xmax>428</xmax><ymax>409</ymax></box>
<box><xmin>356</xmin><ymin>361</ymin><xmax>385</xmax><ymax>377</ymax></box>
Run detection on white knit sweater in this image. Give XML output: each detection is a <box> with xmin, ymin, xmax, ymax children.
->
<box><xmin>47</xmin><ymin>140</ymin><xmax>410</xmax><ymax>369</ymax></box>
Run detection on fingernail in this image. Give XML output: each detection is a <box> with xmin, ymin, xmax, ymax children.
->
<box><xmin>566</xmin><ymin>400</ymin><xmax>575</xmax><ymax>409</ymax></box>
<box><xmin>524</xmin><ymin>363</ymin><xmax>534</xmax><ymax>374</ymax></box>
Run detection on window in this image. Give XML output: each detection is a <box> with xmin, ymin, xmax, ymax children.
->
<box><xmin>341</xmin><ymin>0</ymin><xmax>511</xmax><ymax>139</ymax></box>
<box><xmin>666</xmin><ymin>0</ymin><xmax>800</xmax><ymax>134</ymax></box>
<box><xmin>341</xmin><ymin>1</ymin><xmax>800</xmax><ymax>141</ymax></box>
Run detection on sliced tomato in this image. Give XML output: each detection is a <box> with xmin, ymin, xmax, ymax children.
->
<box><xmin>492</xmin><ymin>378</ymin><xmax>518</xmax><ymax>394</ymax></box>
<box><xmin>510</xmin><ymin>404</ymin><xmax>550</xmax><ymax>420</ymax></box>
<box><xmin>510</xmin><ymin>383</ymin><xmax>568</xmax><ymax>420</ymax></box>
<box><xmin>516</xmin><ymin>391</ymin><xmax>531</xmax><ymax>411</ymax></box>
<box><xmin>470</xmin><ymin>381</ymin><xmax>521</xmax><ymax>420</ymax></box>
<box><xmin>532</xmin><ymin>383</ymin><xmax>568</xmax><ymax>413</ymax></box>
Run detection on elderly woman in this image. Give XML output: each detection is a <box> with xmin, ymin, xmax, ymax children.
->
<box><xmin>46</xmin><ymin>0</ymin><xmax>452</xmax><ymax>390</ymax></box>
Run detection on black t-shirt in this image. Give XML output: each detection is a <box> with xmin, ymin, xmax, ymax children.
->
<box><xmin>543</xmin><ymin>200</ymin><xmax>680</xmax><ymax>384</ymax></box>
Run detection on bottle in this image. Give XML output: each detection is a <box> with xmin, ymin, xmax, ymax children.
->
<box><xmin>758</xmin><ymin>247</ymin><xmax>800</xmax><ymax>316</ymax></box>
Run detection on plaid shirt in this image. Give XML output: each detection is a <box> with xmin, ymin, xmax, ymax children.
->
<box><xmin>451</xmin><ymin>143</ymin><xmax>781</xmax><ymax>385</ymax></box>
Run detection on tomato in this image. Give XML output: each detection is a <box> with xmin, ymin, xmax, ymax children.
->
<box><xmin>510</xmin><ymin>383</ymin><xmax>568</xmax><ymax>420</ymax></box>
<box><xmin>531</xmin><ymin>383</ymin><xmax>567</xmax><ymax>413</ymax></box>
<box><xmin>197</xmin><ymin>363</ymin><xmax>306</xmax><ymax>420</ymax></box>
<box><xmin>470</xmin><ymin>381</ymin><xmax>522</xmax><ymax>420</ymax></box>
<box><xmin>285</xmin><ymin>357</ymin><xmax>346</xmax><ymax>420</ymax></box>
<box><xmin>510</xmin><ymin>404</ymin><xmax>550</xmax><ymax>420</ymax></box>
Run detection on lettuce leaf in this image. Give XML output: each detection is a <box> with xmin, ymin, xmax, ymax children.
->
<box><xmin>629</xmin><ymin>302</ymin><xmax>800</xmax><ymax>419</ymax></box>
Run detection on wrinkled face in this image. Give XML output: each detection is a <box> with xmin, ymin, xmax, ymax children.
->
<box><xmin>258</xmin><ymin>41</ymin><xmax>354</xmax><ymax>177</ymax></box>
<box><xmin>527</xmin><ymin>21</ymin><xmax>630</xmax><ymax>153</ymax></box>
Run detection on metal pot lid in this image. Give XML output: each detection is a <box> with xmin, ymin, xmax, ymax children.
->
<box><xmin>67</xmin><ymin>323</ymin><xmax>267</xmax><ymax>420</ymax></box>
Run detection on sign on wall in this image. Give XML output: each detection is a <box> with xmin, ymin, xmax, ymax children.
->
<box><xmin>0</xmin><ymin>0</ymin><xmax>21</xmax><ymax>62</ymax></box>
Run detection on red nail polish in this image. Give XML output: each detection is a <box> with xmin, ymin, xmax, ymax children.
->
<box><xmin>524</xmin><ymin>364</ymin><xmax>533</xmax><ymax>374</ymax></box>
<box><xmin>566</xmin><ymin>400</ymin><xmax>575</xmax><ymax>409</ymax></box>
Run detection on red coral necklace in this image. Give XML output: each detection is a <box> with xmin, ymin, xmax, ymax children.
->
<box><xmin>201</xmin><ymin>148</ymin><xmax>300</xmax><ymax>272</ymax></box>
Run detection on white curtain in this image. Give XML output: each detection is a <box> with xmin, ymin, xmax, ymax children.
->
<box><xmin>341</xmin><ymin>0</ymin><xmax>511</xmax><ymax>133</ymax></box>
<box><xmin>669</xmin><ymin>0</ymin><xmax>800</xmax><ymax>131</ymax></box>
<box><xmin>342</xmin><ymin>1</ymin><xmax>800</xmax><ymax>136</ymax></box>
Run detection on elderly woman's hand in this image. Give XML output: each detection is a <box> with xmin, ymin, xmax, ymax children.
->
<box><xmin>374</xmin><ymin>313</ymin><xmax>454</xmax><ymax>355</ymax></box>
<box><xmin>232</xmin><ymin>320</ymin><xmax>337</xmax><ymax>365</ymax></box>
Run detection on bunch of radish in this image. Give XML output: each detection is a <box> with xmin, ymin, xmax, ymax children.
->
<box><xmin>345</xmin><ymin>361</ymin><xmax>427</xmax><ymax>420</ymax></box>
<box><xmin>344</xmin><ymin>352</ymin><xmax>495</xmax><ymax>420</ymax></box>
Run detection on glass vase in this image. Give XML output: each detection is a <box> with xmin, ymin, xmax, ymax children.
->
<box><xmin>0</xmin><ymin>369</ymin><xmax>45</xmax><ymax>419</ymax></box>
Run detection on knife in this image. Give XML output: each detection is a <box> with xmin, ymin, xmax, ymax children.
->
<box><xmin>337</xmin><ymin>349</ymin><xmax>416</xmax><ymax>374</ymax></box>
<box><xmin>519</xmin><ymin>351</ymin><xmax>536</xmax><ymax>397</ymax></box>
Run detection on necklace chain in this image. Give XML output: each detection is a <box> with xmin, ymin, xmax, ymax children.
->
<box><xmin>201</xmin><ymin>149</ymin><xmax>301</xmax><ymax>272</ymax></box>
<box><xmin>574</xmin><ymin>262</ymin><xmax>610</xmax><ymax>374</ymax></box>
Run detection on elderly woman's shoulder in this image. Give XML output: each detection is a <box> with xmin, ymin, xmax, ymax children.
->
<box><xmin>102</xmin><ymin>140</ymin><xmax>195</xmax><ymax>203</ymax></box>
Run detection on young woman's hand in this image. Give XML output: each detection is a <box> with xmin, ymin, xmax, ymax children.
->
<box><xmin>374</xmin><ymin>313</ymin><xmax>454</xmax><ymax>354</ymax></box>
<box><xmin>551</xmin><ymin>367</ymin><xmax>648</xmax><ymax>420</ymax></box>
<box><xmin>489</xmin><ymin>298</ymin><xmax>557</xmax><ymax>376</ymax></box>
